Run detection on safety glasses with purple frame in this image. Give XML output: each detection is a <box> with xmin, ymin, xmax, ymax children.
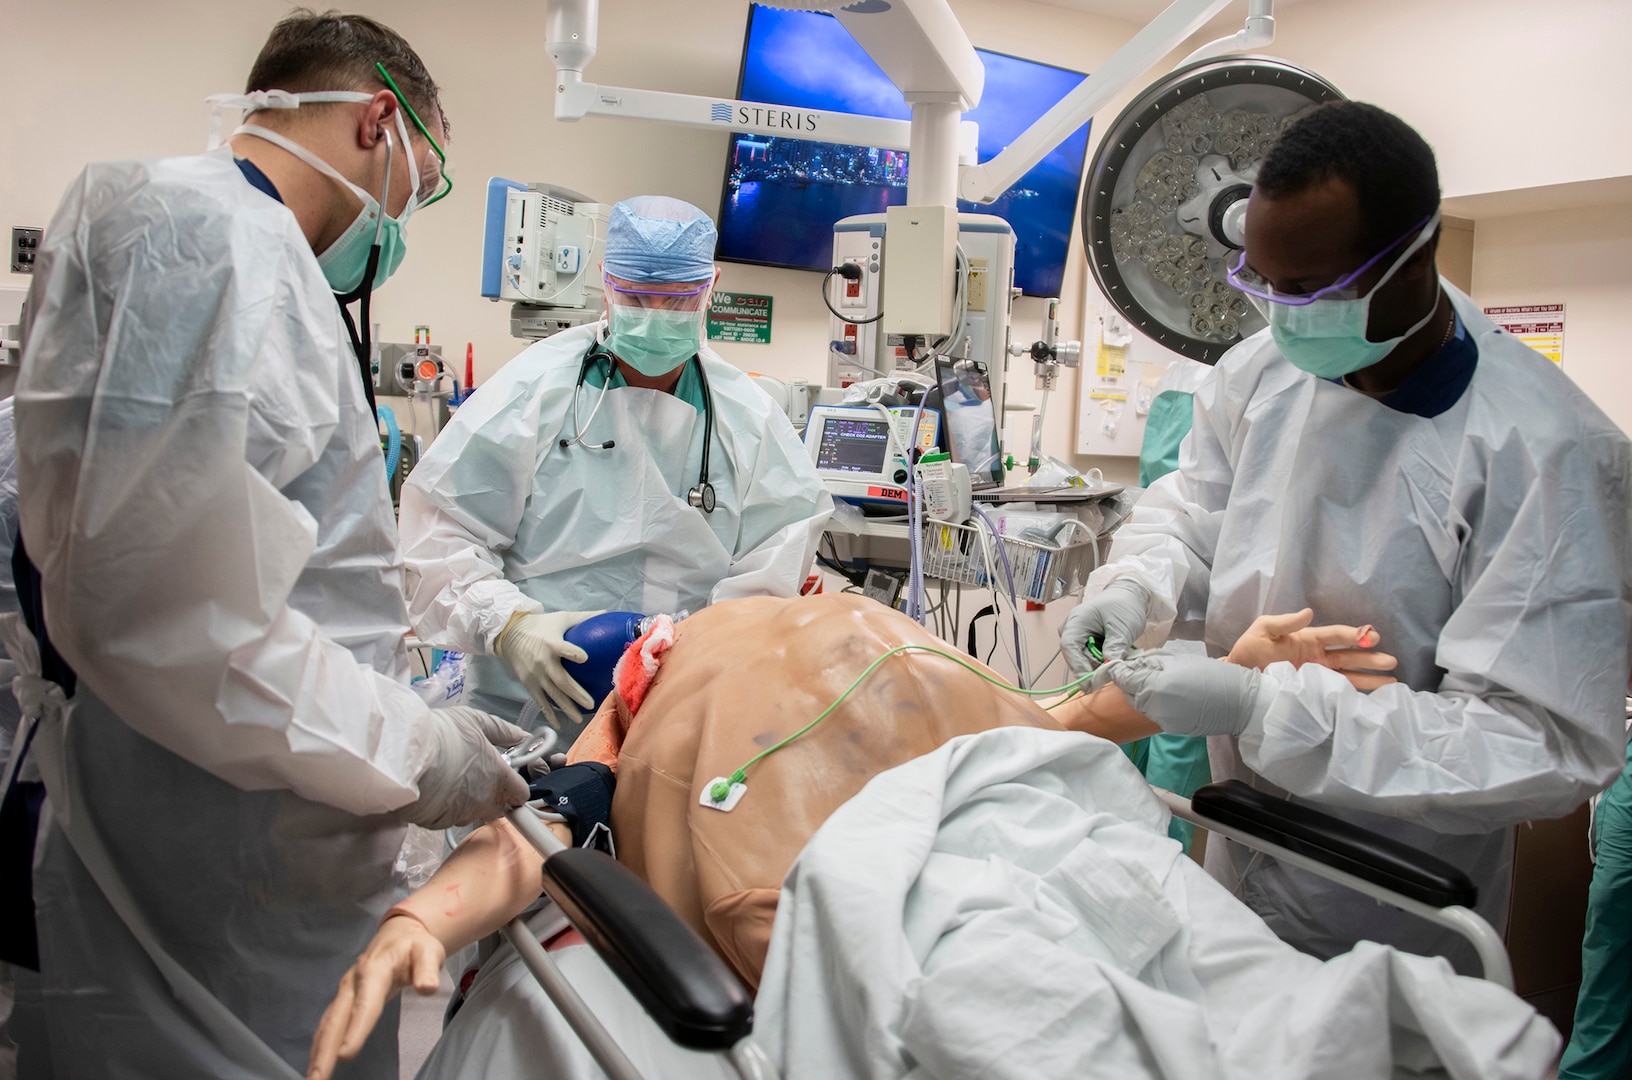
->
<box><xmin>1227</xmin><ymin>212</ymin><xmax>1437</xmax><ymax>306</ymax></box>
<box><xmin>604</xmin><ymin>275</ymin><xmax>713</xmax><ymax>309</ymax></box>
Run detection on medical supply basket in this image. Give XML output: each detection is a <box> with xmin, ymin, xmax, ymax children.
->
<box><xmin>920</xmin><ymin>519</ymin><xmax>1099</xmax><ymax>604</ymax></box>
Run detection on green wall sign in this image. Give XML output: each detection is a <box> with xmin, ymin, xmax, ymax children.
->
<box><xmin>707</xmin><ymin>291</ymin><xmax>773</xmax><ymax>344</ymax></box>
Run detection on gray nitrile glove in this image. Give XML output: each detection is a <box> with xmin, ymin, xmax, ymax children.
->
<box><xmin>1061</xmin><ymin>578</ymin><xmax>1153</xmax><ymax>675</ymax></box>
<box><xmin>402</xmin><ymin>707</ymin><xmax>532</xmax><ymax>829</ymax></box>
<box><xmin>1106</xmin><ymin>652</ymin><xmax>1263</xmax><ymax>737</ymax></box>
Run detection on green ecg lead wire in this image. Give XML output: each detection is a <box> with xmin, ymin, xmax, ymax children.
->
<box><xmin>707</xmin><ymin>644</ymin><xmax>1097</xmax><ymax>804</ymax></box>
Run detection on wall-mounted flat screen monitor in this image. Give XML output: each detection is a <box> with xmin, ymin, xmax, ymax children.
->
<box><xmin>717</xmin><ymin>5</ymin><xmax>1092</xmax><ymax>297</ymax></box>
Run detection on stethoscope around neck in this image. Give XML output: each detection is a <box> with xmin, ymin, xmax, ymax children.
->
<box><xmin>560</xmin><ymin>338</ymin><xmax>717</xmax><ymax>514</ymax></box>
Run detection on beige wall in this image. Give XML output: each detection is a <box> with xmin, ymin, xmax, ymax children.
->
<box><xmin>1162</xmin><ymin>0</ymin><xmax>1632</xmax><ymax>439</ymax></box>
<box><xmin>5</xmin><ymin>0</ymin><xmax>1627</xmax><ymax>456</ymax></box>
<box><xmin>1471</xmin><ymin>201</ymin><xmax>1632</xmax><ymax>435</ymax></box>
<box><xmin>1185</xmin><ymin>0</ymin><xmax>1632</xmax><ymax>200</ymax></box>
<box><xmin>1438</xmin><ymin>217</ymin><xmax>1474</xmax><ymax>294</ymax></box>
<box><xmin>1</xmin><ymin>0</ymin><xmax>1146</xmax><ymax>457</ymax></box>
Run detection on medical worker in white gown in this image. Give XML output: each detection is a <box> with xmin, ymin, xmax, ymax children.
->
<box><xmin>9</xmin><ymin>14</ymin><xmax>529</xmax><ymax>1077</ymax></box>
<box><xmin>399</xmin><ymin>196</ymin><xmax>832</xmax><ymax>740</ymax></box>
<box><xmin>1063</xmin><ymin>100</ymin><xmax>1632</xmax><ymax>964</ymax></box>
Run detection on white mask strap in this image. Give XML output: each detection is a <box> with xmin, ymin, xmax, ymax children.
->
<box><xmin>204</xmin><ymin>89</ymin><xmax>373</xmax><ymax>150</ymax></box>
<box><xmin>1367</xmin><ymin>210</ymin><xmax>1442</xmax><ymax>298</ymax></box>
<box><xmin>229</xmin><ymin>118</ymin><xmax>420</xmax><ymax>229</ymax></box>
<box><xmin>231</xmin><ymin>124</ymin><xmax>374</xmax><ymax>207</ymax></box>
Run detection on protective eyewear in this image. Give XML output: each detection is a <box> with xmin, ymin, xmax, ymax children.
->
<box><xmin>604</xmin><ymin>275</ymin><xmax>713</xmax><ymax>309</ymax></box>
<box><xmin>375</xmin><ymin>62</ymin><xmax>451</xmax><ymax>207</ymax></box>
<box><xmin>1227</xmin><ymin>212</ymin><xmax>1436</xmax><ymax>306</ymax></box>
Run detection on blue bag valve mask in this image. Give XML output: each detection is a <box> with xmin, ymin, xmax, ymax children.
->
<box><xmin>562</xmin><ymin>610</ymin><xmax>688</xmax><ymax>710</ymax></box>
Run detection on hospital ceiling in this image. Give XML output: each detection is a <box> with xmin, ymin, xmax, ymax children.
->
<box><xmin>1031</xmin><ymin>0</ymin><xmax>1311</xmax><ymax>24</ymax></box>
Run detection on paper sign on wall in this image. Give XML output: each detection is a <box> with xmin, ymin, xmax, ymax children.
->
<box><xmin>1483</xmin><ymin>303</ymin><xmax>1563</xmax><ymax>366</ymax></box>
<box><xmin>1089</xmin><ymin>375</ymin><xmax>1127</xmax><ymax>401</ymax></box>
<box><xmin>1097</xmin><ymin>314</ymin><xmax>1131</xmax><ymax>376</ymax></box>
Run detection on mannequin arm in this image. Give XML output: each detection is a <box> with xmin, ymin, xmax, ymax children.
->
<box><xmin>1053</xmin><ymin>610</ymin><xmax>1396</xmax><ymax>744</ymax></box>
<box><xmin>308</xmin><ymin>817</ymin><xmax>569</xmax><ymax>1079</ymax></box>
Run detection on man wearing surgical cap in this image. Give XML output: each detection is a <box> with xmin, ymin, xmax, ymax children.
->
<box><xmin>399</xmin><ymin>196</ymin><xmax>832</xmax><ymax>742</ymax></box>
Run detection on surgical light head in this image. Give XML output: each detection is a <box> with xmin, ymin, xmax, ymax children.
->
<box><xmin>603</xmin><ymin>195</ymin><xmax>718</xmax><ymax>284</ymax></box>
<box><xmin>1081</xmin><ymin>58</ymin><xmax>1344</xmax><ymax>364</ymax></box>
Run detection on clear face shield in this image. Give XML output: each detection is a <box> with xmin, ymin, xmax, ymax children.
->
<box><xmin>601</xmin><ymin>275</ymin><xmax>713</xmax><ymax>379</ymax></box>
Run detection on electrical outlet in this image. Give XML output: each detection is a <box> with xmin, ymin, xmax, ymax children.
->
<box><xmin>839</xmin><ymin>258</ymin><xmax>867</xmax><ymax>309</ymax></box>
<box><xmin>11</xmin><ymin>228</ymin><xmax>43</xmax><ymax>274</ymax></box>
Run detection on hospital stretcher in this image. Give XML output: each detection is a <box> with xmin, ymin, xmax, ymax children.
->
<box><xmin>494</xmin><ymin>778</ymin><xmax>1512</xmax><ymax>1080</ymax></box>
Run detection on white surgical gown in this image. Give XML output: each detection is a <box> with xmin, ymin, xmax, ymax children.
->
<box><xmin>14</xmin><ymin>150</ymin><xmax>433</xmax><ymax>1076</ymax></box>
<box><xmin>1086</xmin><ymin>283</ymin><xmax>1632</xmax><ymax>963</ymax></box>
<box><xmin>400</xmin><ymin>323</ymin><xmax>832</xmax><ymax>726</ymax></box>
<box><xmin>0</xmin><ymin>398</ymin><xmax>20</xmax><ymax>760</ymax></box>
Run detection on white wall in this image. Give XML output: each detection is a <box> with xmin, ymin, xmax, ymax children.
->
<box><xmin>1471</xmin><ymin>201</ymin><xmax>1632</xmax><ymax>434</ymax></box>
<box><xmin>1235</xmin><ymin>0</ymin><xmax>1632</xmax><ymax>436</ymax></box>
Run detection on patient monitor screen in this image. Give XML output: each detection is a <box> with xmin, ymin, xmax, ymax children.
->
<box><xmin>816</xmin><ymin>416</ymin><xmax>892</xmax><ymax>475</ymax></box>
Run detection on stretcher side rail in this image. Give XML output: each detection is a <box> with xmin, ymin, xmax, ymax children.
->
<box><xmin>1193</xmin><ymin>780</ymin><xmax>1477</xmax><ymax>907</ymax></box>
<box><xmin>1162</xmin><ymin>781</ymin><xmax>1513</xmax><ymax>989</ymax></box>
<box><xmin>541</xmin><ymin>847</ymin><xmax>755</xmax><ymax>1051</ymax></box>
<box><xmin>505</xmin><ymin>807</ymin><xmax>780</xmax><ymax>1080</ymax></box>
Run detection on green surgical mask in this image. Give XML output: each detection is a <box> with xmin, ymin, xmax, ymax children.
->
<box><xmin>231</xmin><ymin>104</ymin><xmax>420</xmax><ymax>294</ymax></box>
<box><xmin>314</xmin><ymin>192</ymin><xmax>409</xmax><ymax>294</ymax></box>
<box><xmin>606</xmin><ymin>306</ymin><xmax>703</xmax><ymax>377</ymax></box>
<box><xmin>1263</xmin><ymin>216</ymin><xmax>1441</xmax><ymax>379</ymax></box>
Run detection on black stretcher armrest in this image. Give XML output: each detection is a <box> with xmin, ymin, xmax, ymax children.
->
<box><xmin>1190</xmin><ymin>780</ymin><xmax>1478</xmax><ymax>910</ymax></box>
<box><xmin>541</xmin><ymin>847</ymin><xmax>754</xmax><ymax>1051</ymax></box>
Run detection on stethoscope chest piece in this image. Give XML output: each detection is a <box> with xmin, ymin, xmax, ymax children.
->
<box><xmin>688</xmin><ymin>482</ymin><xmax>716</xmax><ymax>514</ymax></box>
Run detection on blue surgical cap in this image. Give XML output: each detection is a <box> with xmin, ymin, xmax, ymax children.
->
<box><xmin>602</xmin><ymin>196</ymin><xmax>718</xmax><ymax>284</ymax></box>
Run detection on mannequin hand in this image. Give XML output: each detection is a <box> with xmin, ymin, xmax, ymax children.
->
<box><xmin>1107</xmin><ymin>651</ymin><xmax>1262</xmax><ymax>737</ymax></box>
<box><xmin>1050</xmin><ymin>684</ymin><xmax>1163</xmax><ymax>745</ymax></box>
<box><xmin>307</xmin><ymin>914</ymin><xmax>445</xmax><ymax>1080</ymax></box>
<box><xmin>1061</xmin><ymin>578</ymin><xmax>1152</xmax><ymax>675</ymax></box>
<box><xmin>495</xmin><ymin>610</ymin><xmax>608</xmax><ymax>712</ymax></box>
<box><xmin>401</xmin><ymin>707</ymin><xmax>530</xmax><ymax>829</ymax></box>
<box><xmin>1226</xmin><ymin>609</ymin><xmax>1398</xmax><ymax>691</ymax></box>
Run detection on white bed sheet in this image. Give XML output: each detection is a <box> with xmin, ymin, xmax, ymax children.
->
<box><xmin>417</xmin><ymin>728</ymin><xmax>1558</xmax><ymax>1080</ymax></box>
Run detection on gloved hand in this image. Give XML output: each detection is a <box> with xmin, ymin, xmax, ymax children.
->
<box><xmin>401</xmin><ymin>707</ymin><xmax>530</xmax><ymax>829</ymax></box>
<box><xmin>494</xmin><ymin>609</ymin><xmax>608</xmax><ymax>713</ymax></box>
<box><xmin>1105</xmin><ymin>651</ymin><xmax>1263</xmax><ymax>737</ymax></box>
<box><xmin>1061</xmin><ymin>578</ymin><xmax>1153</xmax><ymax>675</ymax></box>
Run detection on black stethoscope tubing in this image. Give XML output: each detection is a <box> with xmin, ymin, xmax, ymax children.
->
<box><xmin>560</xmin><ymin>341</ymin><xmax>716</xmax><ymax>514</ymax></box>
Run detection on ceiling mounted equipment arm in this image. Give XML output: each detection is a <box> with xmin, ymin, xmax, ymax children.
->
<box><xmin>546</xmin><ymin>0</ymin><xmax>1281</xmax><ymax>214</ymax></box>
<box><xmin>1179</xmin><ymin>0</ymin><xmax>1275</xmax><ymax>66</ymax></box>
<box><xmin>546</xmin><ymin>0</ymin><xmax>979</xmax><ymax>160</ymax></box>
<box><xmin>958</xmin><ymin>0</ymin><xmax>1257</xmax><ymax>205</ymax></box>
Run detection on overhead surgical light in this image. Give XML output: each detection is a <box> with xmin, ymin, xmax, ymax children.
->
<box><xmin>1080</xmin><ymin>57</ymin><xmax>1343</xmax><ymax>364</ymax></box>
